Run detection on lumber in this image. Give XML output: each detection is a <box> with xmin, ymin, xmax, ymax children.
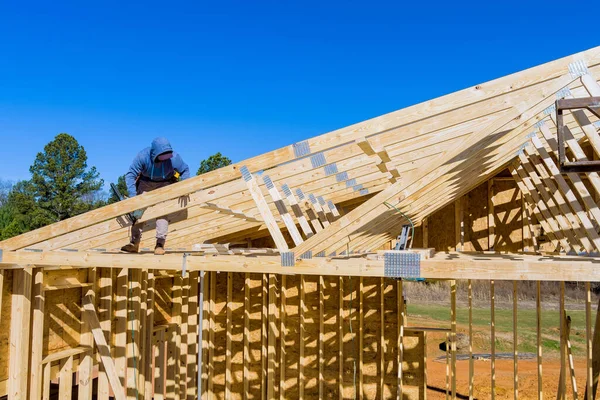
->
<box><xmin>262</xmin><ymin>175</ymin><xmax>304</xmax><ymax>246</ymax></box>
<box><xmin>29</xmin><ymin>268</ymin><xmax>45</xmax><ymax>400</ymax></box>
<box><xmin>242</xmin><ymin>168</ymin><xmax>289</xmax><ymax>251</ymax></box>
<box><xmin>8</xmin><ymin>267</ymin><xmax>32</xmax><ymax>400</ymax></box>
<box><xmin>491</xmin><ymin>280</ymin><xmax>496</xmax><ymax>400</ymax></box>
<box><xmin>79</xmin><ymin>268</ymin><xmax>96</xmax><ymax>400</ymax></box>
<box><xmin>98</xmin><ymin>268</ymin><xmax>113</xmax><ymax>400</ymax></box>
<box><xmin>82</xmin><ymin>291</ymin><xmax>127</xmax><ymax>400</ymax></box>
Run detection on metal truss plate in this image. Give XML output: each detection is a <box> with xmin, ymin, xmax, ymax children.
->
<box><xmin>308</xmin><ymin>194</ymin><xmax>318</xmax><ymax>204</ymax></box>
<box><xmin>569</xmin><ymin>60</ymin><xmax>588</xmax><ymax>78</ymax></box>
<box><xmin>240</xmin><ymin>166</ymin><xmax>252</xmax><ymax>182</ymax></box>
<box><xmin>281</xmin><ymin>251</ymin><xmax>295</xmax><ymax>267</ymax></box>
<box><xmin>353</xmin><ymin>184</ymin><xmax>363</xmax><ymax>192</ymax></box>
<box><xmin>263</xmin><ymin>175</ymin><xmax>274</xmax><ymax>190</ymax></box>
<box><xmin>315</xmin><ymin>251</ymin><xmax>325</xmax><ymax>257</ymax></box>
<box><xmin>310</xmin><ymin>153</ymin><xmax>327</xmax><ymax>168</ymax></box>
<box><xmin>336</xmin><ymin>171</ymin><xmax>348</xmax><ymax>182</ymax></box>
<box><xmin>293</xmin><ymin>140</ymin><xmax>311</xmax><ymax>158</ymax></box>
<box><xmin>324</xmin><ymin>163</ymin><xmax>338</xmax><ymax>176</ymax></box>
<box><xmin>346</xmin><ymin>178</ymin><xmax>357</xmax><ymax>187</ymax></box>
<box><xmin>296</xmin><ymin>188</ymin><xmax>306</xmax><ymax>200</ymax></box>
<box><xmin>281</xmin><ymin>183</ymin><xmax>292</xmax><ymax>197</ymax></box>
<box><xmin>384</xmin><ymin>252</ymin><xmax>421</xmax><ymax>278</ymax></box>
<box><xmin>300</xmin><ymin>251</ymin><xmax>312</xmax><ymax>259</ymax></box>
<box><xmin>359</xmin><ymin>188</ymin><xmax>369</xmax><ymax>195</ymax></box>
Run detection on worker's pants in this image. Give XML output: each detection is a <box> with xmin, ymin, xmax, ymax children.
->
<box><xmin>131</xmin><ymin>179</ymin><xmax>172</xmax><ymax>246</ymax></box>
<box><xmin>131</xmin><ymin>218</ymin><xmax>168</xmax><ymax>246</ymax></box>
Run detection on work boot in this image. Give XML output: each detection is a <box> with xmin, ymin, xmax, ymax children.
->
<box><xmin>121</xmin><ymin>242</ymin><xmax>140</xmax><ymax>253</ymax></box>
<box><xmin>154</xmin><ymin>242</ymin><xmax>166</xmax><ymax>256</ymax></box>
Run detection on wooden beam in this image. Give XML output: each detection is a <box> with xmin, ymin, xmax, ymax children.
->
<box><xmin>242</xmin><ymin>167</ymin><xmax>289</xmax><ymax>251</ymax></box>
<box><xmin>8</xmin><ymin>267</ymin><xmax>32</xmax><ymax>400</ymax></box>
<box><xmin>29</xmin><ymin>268</ymin><xmax>45</xmax><ymax>400</ymax></box>
<box><xmin>262</xmin><ymin>175</ymin><xmax>304</xmax><ymax>246</ymax></box>
<box><xmin>82</xmin><ymin>291</ymin><xmax>127</xmax><ymax>400</ymax></box>
<box><xmin>281</xmin><ymin>183</ymin><xmax>314</xmax><ymax>238</ymax></box>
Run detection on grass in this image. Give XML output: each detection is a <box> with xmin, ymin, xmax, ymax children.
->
<box><xmin>406</xmin><ymin>302</ymin><xmax>589</xmax><ymax>356</ymax></box>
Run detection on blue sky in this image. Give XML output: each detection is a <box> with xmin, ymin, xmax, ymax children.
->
<box><xmin>0</xmin><ymin>0</ymin><xmax>597</xmax><ymax>190</ymax></box>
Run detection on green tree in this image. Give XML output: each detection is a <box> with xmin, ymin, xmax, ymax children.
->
<box><xmin>197</xmin><ymin>152</ymin><xmax>232</xmax><ymax>175</ymax></box>
<box><xmin>30</xmin><ymin>133</ymin><xmax>104</xmax><ymax>221</ymax></box>
<box><xmin>108</xmin><ymin>175</ymin><xmax>128</xmax><ymax>204</ymax></box>
<box><xmin>0</xmin><ymin>180</ymin><xmax>54</xmax><ymax>240</ymax></box>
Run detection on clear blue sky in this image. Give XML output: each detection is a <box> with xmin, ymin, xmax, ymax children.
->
<box><xmin>0</xmin><ymin>0</ymin><xmax>597</xmax><ymax>190</ymax></box>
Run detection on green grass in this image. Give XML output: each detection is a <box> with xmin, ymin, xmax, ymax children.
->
<box><xmin>406</xmin><ymin>303</ymin><xmax>588</xmax><ymax>356</ymax></box>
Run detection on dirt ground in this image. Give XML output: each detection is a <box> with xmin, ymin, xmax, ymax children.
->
<box><xmin>426</xmin><ymin>348</ymin><xmax>589</xmax><ymax>400</ymax></box>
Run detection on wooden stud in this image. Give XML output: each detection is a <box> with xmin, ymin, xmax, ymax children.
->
<box><xmin>559</xmin><ymin>282</ymin><xmax>566</xmax><ymax>400</ymax></box>
<box><xmin>319</xmin><ymin>275</ymin><xmax>325</xmax><ymax>400</ymax></box>
<box><xmin>155</xmin><ymin>327</ymin><xmax>166</xmax><ymax>400</ymax></box>
<box><xmin>244</xmin><ymin>273</ymin><xmax>251</xmax><ymax>400</ymax></box>
<box><xmin>513</xmin><ymin>281</ymin><xmax>518</xmax><ymax>400</ymax></box>
<box><xmin>451</xmin><ymin>280</ymin><xmax>457</xmax><ymax>400</ymax></box>
<box><xmin>488</xmin><ymin>179</ymin><xmax>495</xmax><ymax>250</ymax></box>
<box><xmin>267</xmin><ymin>275</ymin><xmax>277</xmax><ymax>400</ymax></box>
<box><xmin>299</xmin><ymin>275</ymin><xmax>306</xmax><ymax>399</ymax></box>
<box><xmin>99</xmin><ymin>268</ymin><xmax>114</xmax><ymax>400</ymax></box>
<box><xmin>565</xmin><ymin>315</ymin><xmax>578</xmax><ymax>400</ymax></box>
<box><xmin>537</xmin><ymin>281</ymin><xmax>543</xmax><ymax>400</ymax></box>
<box><xmin>398</xmin><ymin>280</ymin><xmax>404</xmax><ymax>400</ymax></box>
<box><xmin>585</xmin><ymin>282</ymin><xmax>593</xmax><ymax>400</ymax></box>
<box><xmin>115</xmin><ymin>268</ymin><xmax>128</xmax><ymax>390</ymax></box>
<box><xmin>339</xmin><ymin>276</ymin><xmax>344</xmax><ymax>399</ymax></box>
<box><xmin>79</xmin><ymin>268</ymin><xmax>96</xmax><ymax>400</ymax></box>
<box><xmin>42</xmin><ymin>361</ymin><xmax>51</xmax><ymax>400</ymax></box>
<box><xmin>29</xmin><ymin>268</ymin><xmax>45</xmax><ymax>400</ymax></box>
<box><xmin>208</xmin><ymin>272</ymin><xmax>216</xmax><ymax>400</ymax></box>
<box><xmin>145</xmin><ymin>271</ymin><xmax>156</xmax><ymax>399</ymax></box>
<box><xmin>380</xmin><ymin>278</ymin><xmax>385</xmax><ymax>399</ymax></box>
<box><xmin>226</xmin><ymin>272</ymin><xmax>233</xmax><ymax>399</ymax></box>
<box><xmin>585</xmin><ymin>294</ymin><xmax>600</xmax><ymax>399</ymax></box>
<box><xmin>359</xmin><ymin>277</ymin><xmax>364</xmax><ymax>400</ymax></box>
<box><xmin>468</xmin><ymin>279</ymin><xmax>474</xmax><ymax>400</ymax></box>
<box><xmin>82</xmin><ymin>291</ymin><xmax>127</xmax><ymax>400</ymax></box>
<box><xmin>8</xmin><ymin>267</ymin><xmax>32</xmax><ymax>400</ymax></box>
<box><xmin>58</xmin><ymin>355</ymin><xmax>74</xmax><ymax>400</ymax></box>
<box><xmin>280</xmin><ymin>275</ymin><xmax>287</xmax><ymax>400</ymax></box>
<box><xmin>423</xmin><ymin>217</ymin><xmax>428</xmax><ymax>248</ymax></box>
<box><xmin>128</xmin><ymin>269</ymin><xmax>142</xmax><ymax>400</ymax></box>
<box><xmin>186</xmin><ymin>272</ymin><xmax>198</xmax><ymax>400</ymax></box>
<box><xmin>491</xmin><ymin>280</ymin><xmax>496</xmax><ymax>400</ymax></box>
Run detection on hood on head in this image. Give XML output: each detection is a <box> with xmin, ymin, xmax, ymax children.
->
<box><xmin>150</xmin><ymin>137</ymin><xmax>173</xmax><ymax>161</ymax></box>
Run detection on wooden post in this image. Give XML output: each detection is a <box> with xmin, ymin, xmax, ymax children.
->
<box><xmin>99</xmin><ymin>268</ymin><xmax>114</xmax><ymax>400</ymax></box>
<box><xmin>115</xmin><ymin>268</ymin><xmax>128</xmax><ymax>390</ymax></box>
<box><xmin>359</xmin><ymin>277</ymin><xmax>364</xmax><ymax>400</ymax></box>
<box><xmin>513</xmin><ymin>281</ymin><xmax>519</xmax><ymax>400</ymax></box>
<box><xmin>29</xmin><ymin>268</ymin><xmax>45</xmax><ymax>400</ymax></box>
<box><xmin>267</xmin><ymin>274</ymin><xmax>276</xmax><ymax>400</ymax></box>
<box><xmin>8</xmin><ymin>267</ymin><xmax>32</xmax><ymax>400</ymax></box>
<box><xmin>398</xmin><ymin>280</ymin><xmax>404</xmax><ymax>400</ymax></box>
<box><xmin>208</xmin><ymin>272</ymin><xmax>216</xmax><ymax>400</ymax></box>
<box><xmin>423</xmin><ymin>217</ymin><xmax>429</xmax><ymax>248</ymax></box>
<box><xmin>244</xmin><ymin>273</ymin><xmax>251</xmax><ymax>400</ymax></box>
<box><xmin>469</xmin><ymin>279</ymin><xmax>474</xmax><ymax>400</ymax></box>
<box><xmin>380</xmin><ymin>278</ymin><xmax>385</xmax><ymax>399</ymax></box>
<box><xmin>537</xmin><ymin>281</ymin><xmax>543</xmax><ymax>400</ymax></box>
<box><xmin>59</xmin><ymin>355</ymin><xmax>74</xmax><ymax>399</ymax></box>
<box><xmin>79</xmin><ymin>268</ymin><xmax>96</xmax><ymax>400</ymax></box>
<box><xmin>488</xmin><ymin>179</ymin><xmax>495</xmax><ymax>251</ymax></box>
<box><xmin>280</xmin><ymin>275</ymin><xmax>287</xmax><ymax>400</ymax></box>
<box><xmin>83</xmin><ymin>291</ymin><xmax>127</xmax><ymax>400</ymax></box>
<box><xmin>491</xmin><ymin>280</ymin><xmax>496</xmax><ymax>400</ymax></box>
<box><xmin>319</xmin><ymin>275</ymin><xmax>325</xmax><ymax>400</ymax></box>
<box><xmin>451</xmin><ymin>280</ymin><xmax>457</xmax><ymax>400</ymax></box>
<box><xmin>585</xmin><ymin>282</ymin><xmax>593</xmax><ymax>400</ymax></box>
<box><xmin>226</xmin><ymin>272</ymin><xmax>233</xmax><ymax>400</ymax></box>
<box><xmin>299</xmin><ymin>275</ymin><xmax>306</xmax><ymax>399</ymax></box>
<box><xmin>559</xmin><ymin>282</ymin><xmax>566</xmax><ymax>400</ymax></box>
<box><xmin>339</xmin><ymin>276</ymin><xmax>344</xmax><ymax>399</ymax></box>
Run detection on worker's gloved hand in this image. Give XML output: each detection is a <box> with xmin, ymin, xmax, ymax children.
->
<box><xmin>131</xmin><ymin>209</ymin><xmax>145</xmax><ymax>221</ymax></box>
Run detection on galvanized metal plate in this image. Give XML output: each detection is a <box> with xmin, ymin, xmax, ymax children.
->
<box><xmin>384</xmin><ymin>252</ymin><xmax>421</xmax><ymax>278</ymax></box>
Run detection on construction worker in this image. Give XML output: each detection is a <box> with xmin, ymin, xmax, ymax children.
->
<box><xmin>121</xmin><ymin>137</ymin><xmax>190</xmax><ymax>255</ymax></box>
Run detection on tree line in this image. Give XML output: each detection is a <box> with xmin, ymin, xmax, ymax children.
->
<box><xmin>0</xmin><ymin>133</ymin><xmax>232</xmax><ymax>240</ymax></box>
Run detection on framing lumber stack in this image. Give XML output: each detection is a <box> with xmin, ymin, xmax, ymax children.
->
<box><xmin>1</xmin><ymin>46</ymin><xmax>600</xmax><ymax>399</ymax></box>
